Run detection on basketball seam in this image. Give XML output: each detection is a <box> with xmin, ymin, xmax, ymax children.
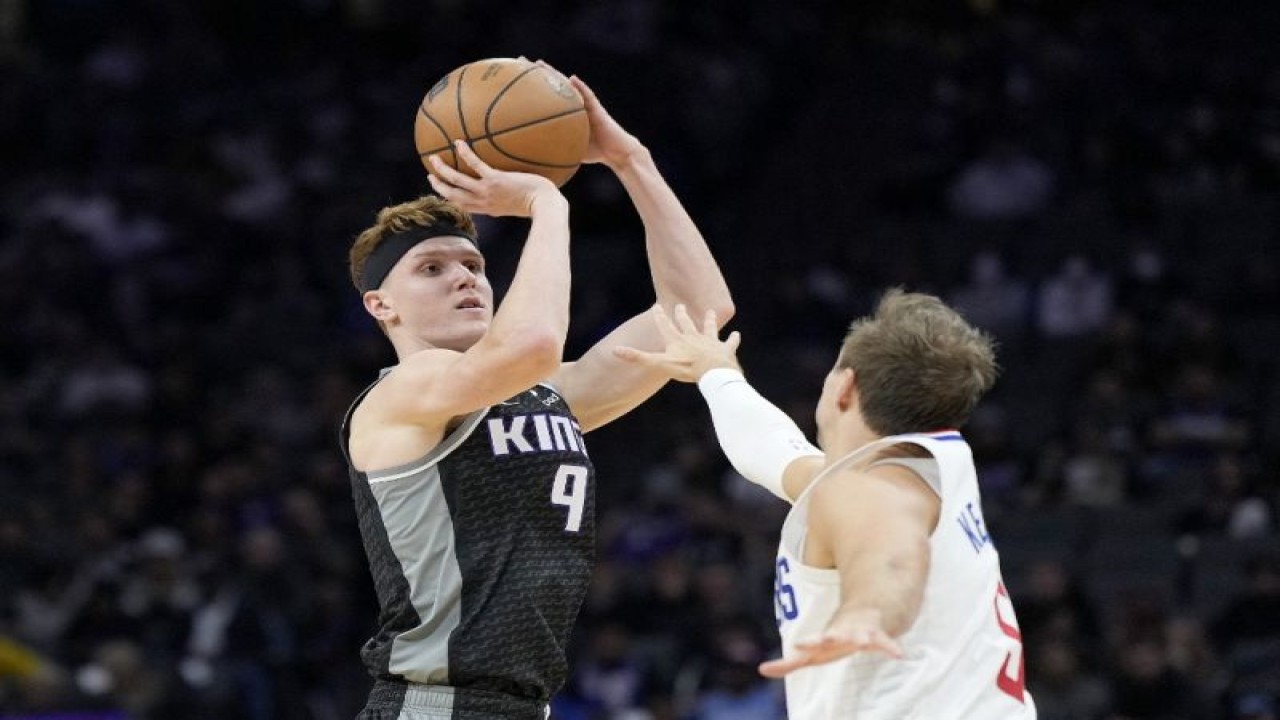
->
<box><xmin>455</xmin><ymin>64</ymin><xmax>470</xmax><ymax>151</ymax></box>
<box><xmin>484</xmin><ymin>65</ymin><xmax>544</xmax><ymax>138</ymax></box>
<box><xmin>416</xmin><ymin>108</ymin><xmax>587</xmax><ymax>168</ymax></box>
<box><xmin>483</xmin><ymin>66</ymin><xmax>583</xmax><ymax>168</ymax></box>
<box><xmin>417</xmin><ymin>103</ymin><xmax>456</xmax><ymax>167</ymax></box>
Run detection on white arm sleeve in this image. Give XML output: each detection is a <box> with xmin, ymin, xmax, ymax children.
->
<box><xmin>696</xmin><ymin>368</ymin><xmax>824</xmax><ymax>503</ymax></box>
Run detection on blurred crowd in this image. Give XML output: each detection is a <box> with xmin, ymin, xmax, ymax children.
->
<box><xmin>1</xmin><ymin>1</ymin><xmax>1277</xmax><ymax>719</ymax></box>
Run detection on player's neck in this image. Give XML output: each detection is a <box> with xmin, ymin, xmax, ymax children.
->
<box><xmin>389</xmin><ymin>329</ymin><xmax>475</xmax><ymax>359</ymax></box>
<box><xmin>388</xmin><ymin>333</ymin><xmax>426</xmax><ymax>361</ymax></box>
<box><xmin>830</xmin><ymin>413</ymin><xmax>882</xmax><ymax>458</ymax></box>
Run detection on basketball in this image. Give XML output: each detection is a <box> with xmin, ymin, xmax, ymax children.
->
<box><xmin>414</xmin><ymin>58</ymin><xmax>591</xmax><ymax>187</ymax></box>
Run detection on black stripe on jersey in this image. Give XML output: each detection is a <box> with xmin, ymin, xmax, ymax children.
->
<box><xmin>339</xmin><ymin>378</ymin><xmax>424</xmax><ymax>685</ymax></box>
<box><xmin>350</xmin><ymin>466</ymin><xmax>424</xmax><ymax>681</ymax></box>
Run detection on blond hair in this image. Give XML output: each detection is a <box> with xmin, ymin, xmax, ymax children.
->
<box><xmin>348</xmin><ymin>195</ymin><xmax>477</xmax><ymax>292</ymax></box>
<box><xmin>838</xmin><ymin>288</ymin><xmax>998</xmax><ymax>435</ymax></box>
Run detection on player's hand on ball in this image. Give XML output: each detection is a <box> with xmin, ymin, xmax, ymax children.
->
<box><xmin>564</xmin><ymin>73</ymin><xmax>645</xmax><ymax>169</ymax></box>
<box><xmin>428</xmin><ymin>140</ymin><xmax>561</xmax><ymax>219</ymax></box>
<box><xmin>759</xmin><ymin>611</ymin><xmax>905</xmax><ymax>679</ymax></box>
<box><xmin>613</xmin><ymin>304</ymin><xmax>741</xmax><ymax>383</ymax></box>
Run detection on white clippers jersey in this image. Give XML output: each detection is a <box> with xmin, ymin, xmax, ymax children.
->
<box><xmin>773</xmin><ymin>430</ymin><xmax>1036</xmax><ymax>719</ymax></box>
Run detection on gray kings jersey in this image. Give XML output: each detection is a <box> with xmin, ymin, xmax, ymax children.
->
<box><xmin>339</xmin><ymin>377</ymin><xmax>596</xmax><ymax>716</ymax></box>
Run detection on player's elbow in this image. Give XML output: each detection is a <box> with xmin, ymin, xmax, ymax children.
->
<box><xmin>516</xmin><ymin>330</ymin><xmax>565</xmax><ymax>375</ymax></box>
<box><xmin>485</xmin><ymin>325</ymin><xmax>564</xmax><ymax>379</ymax></box>
<box><xmin>712</xmin><ymin>299</ymin><xmax>736</xmax><ymax>327</ymax></box>
<box><xmin>689</xmin><ymin>298</ymin><xmax>734</xmax><ymax>328</ymax></box>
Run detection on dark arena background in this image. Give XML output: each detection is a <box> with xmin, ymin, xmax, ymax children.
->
<box><xmin>1</xmin><ymin>1</ymin><xmax>1278</xmax><ymax>718</ymax></box>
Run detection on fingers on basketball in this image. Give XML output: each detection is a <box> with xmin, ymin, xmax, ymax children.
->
<box><xmin>435</xmin><ymin>153</ymin><xmax>463</xmax><ymax>181</ymax></box>
<box><xmin>452</xmin><ymin>140</ymin><xmax>493</xmax><ymax>176</ymax></box>
<box><xmin>427</xmin><ymin>152</ymin><xmax>477</xmax><ymax>194</ymax></box>
<box><xmin>569</xmin><ymin>75</ymin><xmax>597</xmax><ymax>105</ymax></box>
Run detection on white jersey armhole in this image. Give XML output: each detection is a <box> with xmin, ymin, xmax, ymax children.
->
<box><xmin>868</xmin><ymin>456</ymin><xmax>943</xmax><ymax>498</ymax></box>
<box><xmin>786</xmin><ymin>437</ymin><xmax>944</xmax><ymax>565</ymax></box>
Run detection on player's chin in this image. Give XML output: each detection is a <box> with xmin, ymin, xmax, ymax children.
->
<box><xmin>432</xmin><ymin>319</ymin><xmax>489</xmax><ymax>351</ymax></box>
<box><xmin>462</xmin><ymin>316</ymin><xmax>493</xmax><ymax>337</ymax></box>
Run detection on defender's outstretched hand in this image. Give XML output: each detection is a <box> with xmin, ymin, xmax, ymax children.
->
<box><xmin>759</xmin><ymin>610</ymin><xmax>905</xmax><ymax>679</ymax></box>
<box><xmin>427</xmin><ymin>140</ymin><xmax>562</xmax><ymax>218</ymax></box>
<box><xmin>614</xmin><ymin>304</ymin><xmax>741</xmax><ymax>383</ymax></box>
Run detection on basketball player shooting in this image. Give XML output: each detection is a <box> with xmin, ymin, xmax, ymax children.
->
<box><xmin>616</xmin><ymin>296</ymin><xmax>1038</xmax><ymax>719</ymax></box>
<box><xmin>338</xmin><ymin>71</ymin><xmax>733</xmax><ymax>720</ymax></box>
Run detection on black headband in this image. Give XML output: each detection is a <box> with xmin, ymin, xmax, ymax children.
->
<box><xmin>359</xmin><ymin>223</ymin><xmax>479</xmax><ymax>292</ymax></box>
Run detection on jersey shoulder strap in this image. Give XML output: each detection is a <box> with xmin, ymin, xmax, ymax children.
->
<box><xmin>337</xmin><ymin>369</ymin><xmax>392</xmax><ymax>466</ymax></box>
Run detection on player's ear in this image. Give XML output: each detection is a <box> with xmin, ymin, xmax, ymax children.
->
<box><xmin>364</xmin><ymin>290</ymin><xmax>396</xmax><ymax>322</ymax></box>
<box><xmin>836</xmin><ymin>367</ymin><xmax>857</xmax><ymax>411</ymax></box>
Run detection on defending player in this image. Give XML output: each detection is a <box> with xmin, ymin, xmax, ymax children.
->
<box><xmin>616</xmin><ymin>294</ymin><xmax>1037</xmax><ymax>719</ymax></box>
<box><xmin>340</xmin><ymin>76</ymin><xmax>733</xmax><ymax>720</ymax></box>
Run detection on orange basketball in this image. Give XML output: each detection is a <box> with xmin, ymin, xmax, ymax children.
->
<box><xmin>414</xmin><ymin>58</ymin><xmax>590</xmax><ymax>187</ymax></box>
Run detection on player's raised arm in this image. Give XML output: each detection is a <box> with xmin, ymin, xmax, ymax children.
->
<box><xmin>570</xmin><ymin>76</ymin><xmax>733</xmax><ymax>323</ymax></box>
<box><xmin>545</xmin><ymin>71</ymin><xmax>735</xmax><ymax>431</ymax></box>
<box><xmin>356</xmin><ymin>141</ymin><xmax>572</xmax><ymax>430</ymax></box>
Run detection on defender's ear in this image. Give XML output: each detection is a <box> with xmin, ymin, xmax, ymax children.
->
<box><xmin>835</xmin><ymin>367</ymin><xmax>857</xmax><ymax>412</ymax></box>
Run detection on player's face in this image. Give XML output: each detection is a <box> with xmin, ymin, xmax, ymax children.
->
<box><xmin>381</xmin><ymin>236</ymin><xmax>493</xmax><ymax>351</ymax></box>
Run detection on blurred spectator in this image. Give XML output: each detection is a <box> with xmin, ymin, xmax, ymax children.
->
<box><xmin>947</xmin><ymin>139</ymin><xmax>1056</xmax><ymax>222</ymax></box>
<box><xmin>1017</xmin><ymin>559</ymin><xmax>1104</xmax><ymax>652</ymax></box>
<box><xmin>1028</xmin><ymin>637</ymin><xmax>1112</xmax><ymax>720</ymax></box>
<box><xmin>1210</xmin><ymin>553</ymin><xmax>1280</xmax><ymax>664</ymax></box>
<box><xmin>1108</xmin><ymin>635</ymin><xmax>1215</xmax><ymax>720</ymax></box>
<box><xmin>1231</xmin><ymin>692</ymin><xmax>1277</xmax><ymax>720</ymax></box>
<box><xmin>1152</xmin><ymin>302</ymin><xmax>1239</xmax><ymax>381</ymax></box>
<box><xmin>57</xmin><ymin>344</ymin><xmax>152</xmax><ymax>419</ymax></box>
<box><xmin>950</xmin><ymin>250</ymin><xmax>1032</xmax><ymax>341</ymax></box>
<box><xmin>688</xmin><ymin>563</ymin><xmax>752</xmax><ymax>633</ymax></box>
<box><xmin>11</xmin><ymin>560</ymin><xmax>93</xmax><ymax>658</ymax></box>
<box><xmin>610</xmin><ymin>551</ymin><xmax>702</xmax><ymax>687</ymax></box>
<box><xmin>186</xmin><ymin>527</ymin><xmax>306</xmax><ymax>720</ymax></box>
<box><xmin>1071</xmin><ymin>369</ymin><xmax>1145</xmax><ymax>457</ymax></box>
<box><xmin>1115</xmin><ymin>244</ymin><xmax>1175</xmax><ymax>325</ymax></box>
<box><xmin>75</xmin><ymin>639</ymin><xmax>178</xmax><ymax>719</ymax></box>
<box><xmin>1036</xmin><ymin>255</ymin><xmax>1114</xmax><ymax>340</ymax></box>
<box><xmin>556</xmin><ymin>621</ymin><xmax>657</xmax><ymax>720</ymax></box>
<box><xmin>1149</xmin><ymin>365</ymin><xmax>1251</xmax><ymax>471</ymax></box>
<box><xmin>1164</xmin><ymin>616</ymin><xmax>1222</xmax><ymax>693</ymax></box>
<box><xmin>115</xmin><ymin>528</ymin><xmax>199</xmax><ymax>666</ymax></box>
<box><xmin>1085</xmin><ymin>314</ymin><xmax>1154</xmax><ymax>396</ymax></box>
<box><xmin>1060</xmin><ymin>423</ymin><xmax>1129</xmax><ymax>507</ymax></box>
<box><xmin>686</xmin><ymin>622</ymin><xmax>781</xmax><ymax>720</ymax></box>
<box><xmin>966</xmin><ymin>404</ymin><xmax>1025</xmax><ymax>511</ymax></box>
<box><xmin>1178</xmin><ymin>454</ymin><xmax>1274</xmax><ymax>540</ymax></box>
<box><xmin>61</xmin><ymin>579</ymin><xmax>140</xmax><ymax>669</ymax></box>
